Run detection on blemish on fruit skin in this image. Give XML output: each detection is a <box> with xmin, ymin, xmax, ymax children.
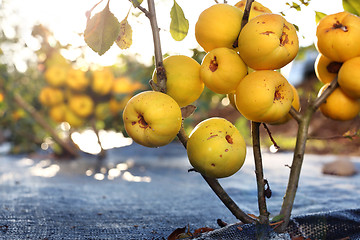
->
<box><xmin>207</xmin><ymin>134</ymin><xmax>218</xmax><ymax>140</ymax></box>
<box><xmin>211</xmin><ymin>163</ymin><xmax>216</xmax><ymax>167</ymax></box>
<box><xmin>209</xmin><ymin>56</ymin><xmax>218</xmax><ymax>72</ymax></box>
<box><xmin>219</xmin><ymin>154</ymin><xmax>222</xmax><ymax>158</ymax></box>
<box><xmin>138</xmin><ymin>114</ymin><xmax>150</xmax><ymax>129</ymax></box>
<box><xmin>225</xmin><ymin>149</ymin><xmax>229</xmax><ymax>152</ymax></box>
<box><xmin>261</xmin><ymin>31</ymin><xmax>275</xmax><ymax>35</ymax></box>
<box><xmin>225</xmin><ymin>135</ymin><xmax>233</xmax><ymax>144</ymax></box>
<box><xmin>274</xmin><ymin>91</ymin><xmax>282</xmax><ymax>101</ymax></box>
<box><xmin>280</xmin><ymin>32</ymin><xmax>289</xmax><ymax>46</ymax></box>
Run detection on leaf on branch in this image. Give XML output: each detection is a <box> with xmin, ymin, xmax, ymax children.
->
<box><xmin>270</xmin><ymin>214</ymin><xmax>284</xmax><ymax>223</ymax></box>
<box><xmin>170</xmin><ymin>0</ymin><xmax>189</xmax><ymax>41</ymax></box>
<box><xmin>181</xmin><ymin>105</ymin><xmax>196</xmax><ymax>119</ymax></box>
<box><xmin>84</xmin><ymin>1</ymin><xmax>120</xmax><ymax>56</ymax></box>
<box><xmin>343</xmin><ymin>0</ymin><xmax>360</xmax><ymax>16</ymax></box>
<box><xmin>315</xmin><ymin>11</ymin><xmax>327</xmax><ymax>25</ymax></box>
<box><xmin>116</xmin><ymin>16</ymin><xmax>133</xmax><ymax>49</ymax></box>
<box><xmin>131</xmin><ymin>0</ymin><xmax>143</xmax><ymax>8</ymax></box>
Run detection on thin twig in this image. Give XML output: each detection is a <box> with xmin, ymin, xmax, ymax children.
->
<box><xmin>262</xmin><ymin>123</ymin><xmax>280</xmax><ymax>149</ymax></box>
<box><xmin>308</xmin><ymin>131</ymin><xmax>360</xmax><ymax>140</ymax></box>
<box><xmin>289</xmin><ymin>106</ymin><xmax>302</xmax><ymax>124</ymax></box>
<box><xmin>12</xmin><ymin>93</ymin><xmax>79</xmax><ymax>158</ymax></box>
<box><xmin>241</xmin><ymin>0</ymin><xmax>254</xmax><ymax>29</ymax></box>
<box><xmin>313</xmin><ymin>76</ymin><xmax>339</xmax><ymax>109</ymax></box>
<box><xmin>252</xmin><ymin>121</ymin><xmax>269</xmax><ymax>224</ymax></box>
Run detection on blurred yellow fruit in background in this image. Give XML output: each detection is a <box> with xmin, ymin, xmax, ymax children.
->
<box><xmin>95</xmin><ymin>102</ymin><xmax>111</xmax><ymax>120</ymax></box>
<box><xmin>112</xmin><ymin>77</ymin><xmax>143</xmax><ymax>94</ymax></box>
<box><xmin>91</xmin><ymin>68</ymin><xmax>114</xmax><ymax>95</ymax></box>
<box><xmin>66</xmin><ymin>68</ymin><xmax>89</xmax><ymax>92</ymax></box>
<box><xmin>68</xmin><ymin>94</ymin><xmax>94</xmax><ymax>118</ymax></box>
<box><xmin>49</xmin><ymin>103</ymin><xmax>67</xmax><ymax>123</ymax></box>
<box><xmin>39</xmin><ymin>87</ymin><xmax>64</xmax><ymax>107</ymax></box>
<box><xmin>109</xmin><ymin>96</ymin><xmax>131</xmax><ymax>115</ymax></box>
<box><xmin>65</xmin><ymin>108</ymin><xmax>85</xmax><ymax>128</ymax></box>
<box><xmin>44</xmin><ymin>65</ymin><xmax>68</xmax><ymax>87</ymax></box>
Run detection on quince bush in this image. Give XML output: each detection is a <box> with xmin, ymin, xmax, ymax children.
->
<box><xmin>39</xmin><ymin>52</ymin><xmax>144</xmax><ymax>129</ymax></box>
<box><xmin>122</xmin><ymin>1</ymin><xmax>303</xmax><ymax>179</ymax></box>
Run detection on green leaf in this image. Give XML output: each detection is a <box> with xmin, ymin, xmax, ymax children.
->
<box><xmin>116</xmin><ymin>17</ymin><xmax>133</xmax><ymax>49</ymax></box>
<box><xmin>315</xmin><ymin>11</ymin><xmax>327</xmax><ymax>25</ymax></box>
<box><xmin>270</xmin><ymin>214</ymin><xmax>284</xmax><ymax>223</ymax></box>
<box><xmin>343</xmin><ymin>0</ymin><xmax>360</xmax><ymax>16</ymax></box>
<box><xmin>84</xmin><ymin>1</ymin><xmax>120</xmax><ymax>56</ymax></box>
<box><xmin>131</xmin><ymin>0</ymin><xmax>143</xmax><ymax>8</ymax></box>
<box><xmin>170</xmin><ymin>0</ymin><xmax>189</xmax><ymax>41</ymax></box>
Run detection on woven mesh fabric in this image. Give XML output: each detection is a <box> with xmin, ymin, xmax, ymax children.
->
<box><xmin>193</xmin><ymin>209</ymin><xmax>360</xmax><ymax>240</ymax></box>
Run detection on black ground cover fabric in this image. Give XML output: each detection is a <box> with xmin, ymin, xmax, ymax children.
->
<box><xmin>1</xmin><ymin>143</ymin><xmax>360</xmax><ymax>239</ymax></box>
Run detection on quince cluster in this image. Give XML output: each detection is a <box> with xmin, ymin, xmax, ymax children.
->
<box><xmin>195</xmin><ymin>0</ymin><xmax>300</xmax><ymax>124</ymax></box>
<box><xmin>39</xmin><ymin>52</ymin><xmax>143</xmax><ymax>128</ymax></box>
<box><xmin>314</xmin><ymin>11</ymin><xmax>360</xmax><ymax>121</ymax></box>
<box><xmin>122</xmin><ymin>1</ymin><xmax>302</xmax><ymax>179</ymax></box>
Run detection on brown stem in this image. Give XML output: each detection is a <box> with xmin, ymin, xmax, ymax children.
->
<box><xmin>251</xmin><ymin>121</ymin><xmax>269</xmax><ymax>224</ymax></box>
<box><xmin>145</xmin><ymin>0</ymin><xmax>254</xmax><ymax>225</ymax></box>
<box><xmin>278</xmin><ymin>76</ymin><xmax>339</xmax><ymax>232</ymax></box>
<box><xmin>289</xmin><ymin>106</ymin><xmax>301</xmax><ymax>124</ymax></box>
<box><xmin>202</xmin><ymin>175</ymin><xmax>257</xmax><ymax>224</ymax></box>
<box><xmin>241</xmin><ymin>0</ymin><xmax>254</xmax><ymax>29</ymax></box>
<box><xmin>262</xmin><ymin>123</ymin><xmax>280</xmax><ymax>149</ymax></box>
<box><xmin>147</xmin><ymin>0</ymin><xmax>167</xmax><ymax>93</ymax></box>
<box><xmin>313</xmin><ymin>76</ymin><xmax>339</xmax><ymax>109</ymax></box>
<box><xmin>12</xmin><ymin>93</ymin><xmax>79</xmax><ymax>158</ymax></box>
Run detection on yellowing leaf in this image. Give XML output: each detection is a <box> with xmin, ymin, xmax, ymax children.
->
<box><xmin>343</xmin><ymin>0</ymin><xmax>360</xmax><ymax>16</ymax></box>
<box><xmin>84</xmin><ymin>1</ymin><xmax>120</xmax><ymax>56</ymax></box>
<box><xmin>116</xmin><ymin>18</ymin><xmax>133</xmax><ymax>50</ymax></box>
<box><xmin>315</xmin><ymin>11</ymin><xmax>327</xmax><ymax>25</ymax></box>
<box><xmin>170</xmin><ymin>0</ymin><xmax>189</xmax><ymax>41</ymax></box>
<box><xmin>131</xmin><ymin>0</ymin><xmax>143</xmax><ymax>8</ymax></box>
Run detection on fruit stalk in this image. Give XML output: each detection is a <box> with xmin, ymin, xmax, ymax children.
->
<box><xmin>278</xmin><ymin>77</ymin><xmax>339</xmax><ymax>232</ymax></box>
<box><xmin>251</xmin><ymin>121</ymin><xmax>269</xmax><ymax>224</ymax></box>
<box><xmin>241</xmin><ymin>0</ymin><xmax>254</xmax><ymax>29</ymax></box>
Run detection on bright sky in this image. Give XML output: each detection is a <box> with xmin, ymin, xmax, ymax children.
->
<box><xmin>0</xmin><ymin>0</ymin><xmax>344</xmax><ymax>71</ymax></box>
